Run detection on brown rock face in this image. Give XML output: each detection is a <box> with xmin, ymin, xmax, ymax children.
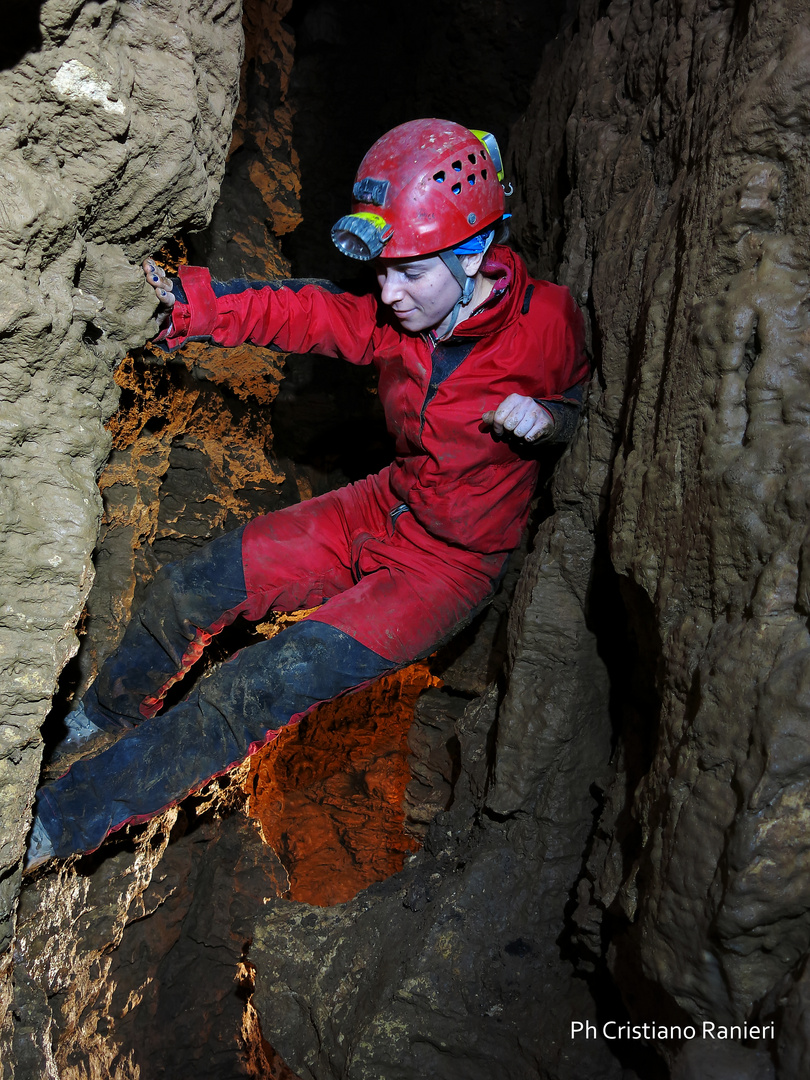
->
<box><xmin>244</xmin><ymin>664</ymin><xmax>434</xmax><ymax>905</ymax></box>
<box><xmin>509</xmin><ymin>0</ymin><xmax>809</xmax><ymax>1073</ymax></box>
<box><xmin>247</xmin><ymin>1</ymin><xmax>810</xmax><ymax>1076</ymax></box>
<box><xmin>0</xmin><ymin>0</ymin><xmax>243</xmax><ymax>1061</ymax></box>
<box><xmin>6</xmin><ymin>0</ymin><xmax>810</xmax><ymax>1077</ymax></box>
<box><xmin>72</xmin><ymin>0</ymin><xmax>300</xmax><ymax>698</ymax></box>
<box><xmin>14</xmin><ymin>793</ymin><xmax>293</xmax><ymax>1080</ymax></box>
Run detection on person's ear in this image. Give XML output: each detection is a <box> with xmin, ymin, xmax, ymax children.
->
<box><xmin>459</xmin><ymin>251</ymin><xmax>485</xmax><ymax>278</ymax></box>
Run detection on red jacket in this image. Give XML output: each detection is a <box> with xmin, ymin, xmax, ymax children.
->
<box><xmin>163</xmin><ymin>246</ymin><xmax>587</xmax><ymax>560</ymax></box>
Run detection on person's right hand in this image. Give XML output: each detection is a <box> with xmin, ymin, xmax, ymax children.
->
<box><xmin>142</xmin><ymin>259</ymin><xmax>175</xmax><ymax>312</ymax></box>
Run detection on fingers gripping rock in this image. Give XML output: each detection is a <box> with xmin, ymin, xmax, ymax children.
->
<box><xmin>142</xmin><ymin>258</ymin><xmax>175</xmax><ymax>309</ymax></box>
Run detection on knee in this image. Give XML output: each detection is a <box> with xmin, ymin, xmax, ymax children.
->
<box><xmin>140</xmin><ymin>559</ymin><xmax>190</xmax><ymax>617</ymax></box>
<box><xmin>142</xmin><ymin>528</ymin><xmax>248</xmax><ymax>612</ymax></box>
<box><xmin>195</xmin><ymin>619</ymin><xmax>392</xmax><ymax>724</ymax></box>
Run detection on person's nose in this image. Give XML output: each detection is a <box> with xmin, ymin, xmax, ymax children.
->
<box><xmin>379</xmin><ymin>271</ymin><xmax>404</xmax><ymax>306</ymax></box>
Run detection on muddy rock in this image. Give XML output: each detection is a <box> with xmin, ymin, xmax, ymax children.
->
<box><xmin>5</xmin><ymin>0</ymin><xmax>810</xmax><ymax>1077</ymax></box>
<box><xmin>250</xmin><ymin>687</ymin><xmax>623</xmax><ymax>1080</ymax></box>
<box><xmin>0</xmin><ymin>0</ymin><xmax>243</xmax><ymax>1063</ymax></box>
<box><xmin>510</xmin><ymin>0</ymin><xmax>810</xmax><ymax>1071</ymax></box>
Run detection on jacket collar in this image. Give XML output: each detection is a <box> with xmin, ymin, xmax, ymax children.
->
<box><xmin>447</xmin><ymin>245</ymin><xmax>528</xmax><ymax>339</ymax></box>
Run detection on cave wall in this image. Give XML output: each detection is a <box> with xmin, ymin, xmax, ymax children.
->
<box><xmin>5</xmin><ymin>3</ymin><xmax>589</xmax><ymax>1078</ymax></box>
<box><xmin>247</xmin><ymin>0</ymin><xmax>810</xmax><ymax>1077</ymax></box>
<box><xmin>70</xmin><ymin>0</ymin><xmax>299</xmax><ymax>706</ymax></box>
<box><xmin>508</xmin><ymin>0</ymin><xmax>810</xmax><ymax>1073</ymax></box>
<box><xmin>0</xmin><ymin>0</ymin><xmax>245</xmax><ymax>1064</ymax></box>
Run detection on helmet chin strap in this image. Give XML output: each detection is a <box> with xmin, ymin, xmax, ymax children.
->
<box><xmin>441</xmin><ymin>251</ymin><xmax>477</xmax><ymax>303</ymax></box>
<box><xmin>438</xmin><ymin>250</ymin><xmax>480</xmax><ymax>338</ymax></box>
<box><xmin>437</xmin><ymin>227</ymin><xmax>497</xmax><ymax>336</ymax></box>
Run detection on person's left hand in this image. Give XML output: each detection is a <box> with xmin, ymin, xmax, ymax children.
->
<box><xmin>143</xmin><ymin>259</ymin><xmax>175</xmax><ymax>311</ymax></box>
<box><xmin>482</xmin><ymin>394</ymin><xmax>553</xmax><ymax>442</ymax></box>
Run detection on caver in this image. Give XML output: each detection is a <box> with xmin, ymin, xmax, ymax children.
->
<box><xmin>27</xmin><ymin>119</ymin><xmax>588</xmax><ymax>869</ymax></box>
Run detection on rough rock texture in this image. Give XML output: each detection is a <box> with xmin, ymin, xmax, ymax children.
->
<box><xmin>508</xmin><ymin>0</ymin><xmax>810</xmax><ymax>1073</ymax></box>
<box><xmin>249</xmin><ymin>1</ymin><xmax>810</xmax><ymax>1077</ymax></box>
<box><xmin>244</xmin><ymin>664</ymin><xmax>436</xmax><ymax>906</ymax></box>
<box><xmin>66</xmin><ymin>0</ymin><xmax>299</xmax><ymax>701</ymax></box>
<box><xmin>14</xmin><ymin>780</ymin><xmax>294</xmax><ymax>1080</ymax></box>
<box><xmin>0</xmin><ymin>0</ymin><xmax>244</xmax><ymax>1067</ymax></box>
<box><xmin>247</xmin><ymin>549</ymin><xmax>627</xmax><ymax>1080</ymax></box>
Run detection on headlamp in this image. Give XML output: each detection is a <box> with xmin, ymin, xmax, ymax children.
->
<box><xmin>331</xmin><ymin>212</ymin><xmax>393</xmax><ymax>261</ymax></box>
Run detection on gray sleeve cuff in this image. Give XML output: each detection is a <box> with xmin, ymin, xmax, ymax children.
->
<box><xmin>534</xmin><ymin>383</ymin><xmax>585</xmax><ymax>445</ymax></box>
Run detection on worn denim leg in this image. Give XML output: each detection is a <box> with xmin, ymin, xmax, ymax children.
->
<box><xmin>37</xmin><ymin>621</ymin><xmax>395</xmax><ymax>858</ymax></box>
<box><xmin>84</xmin><ymin>526</ymin><xmax>251</xmax><ymax>732</ymax></box>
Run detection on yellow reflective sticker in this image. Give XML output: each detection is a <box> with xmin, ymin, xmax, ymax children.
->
<box><xmin>352</xmin><ymin>212</ymin><xmax>389</xmax><ymax>230</ymax></box>
<box><xmin>470</xmin><ymin>128</ymin><xmax>504</xmax><ymax>181</ymax></box>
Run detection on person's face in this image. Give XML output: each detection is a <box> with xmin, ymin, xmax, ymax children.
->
<box><xmin>376</xmin><ymin>255</ymin><xmax>466</xmax><ymax>337</ymax></box>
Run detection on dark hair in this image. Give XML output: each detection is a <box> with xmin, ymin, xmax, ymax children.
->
<box><xmin>493</xmin><ymin>218</ymin><xmax>510</xmax><ymax>246</ymax></box>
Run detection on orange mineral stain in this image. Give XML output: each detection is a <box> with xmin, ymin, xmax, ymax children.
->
<box><xmin>244</xmin><ymin>661</ymin><xmax>441</xmax><ymax>905</ymax></box>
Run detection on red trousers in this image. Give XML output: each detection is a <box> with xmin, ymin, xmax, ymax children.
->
<box><xmin>36</xmin><ymin>470</ymin><xmax>508</xmax><ymax>857</ymax></box>
<box><xmin>241</xmin><ymin>466</ymin><xmax>506</xmax><ymax>664</ymax></box>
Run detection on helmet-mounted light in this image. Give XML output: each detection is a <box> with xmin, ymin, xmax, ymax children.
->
<box><xmin>331</xmin><ymin>211</ymin><xmax>393</xmax><ymax>260</ymax></box>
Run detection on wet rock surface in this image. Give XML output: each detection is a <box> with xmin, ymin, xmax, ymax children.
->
<box><xmin>14</xmin><ymin>789</ymin><xmax>292</xmax><ymax>1079</ymax></box>
<box><xmin>246</xmin><ymin>0</ymin><xmax>810</xmax><ymax>1075</ymax></box>
<box><xmin>243</xmin><ymin>664</ymin><xmax>434</xmax><ymax>906</ymax></box>
<box><xmin>250</xmin><ymin>683</ymin><xmax>626</xmax><ymax>1080</ymax></box>
<box><xmin>510</xmin><ymin>0</ymin><xmax>810</xmax><ymax>1074</ymax></box>
<box><xmin>63</xmin><ymin>0</ymin><xmax>301</xmax><ymax>702</ymax></box>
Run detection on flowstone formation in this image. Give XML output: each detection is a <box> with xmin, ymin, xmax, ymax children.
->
<box><xmin>71</xmin><ymin>0</ymin><xmax>300</xmax><ymax>699</ymax></box>
<box><xmin>0</xmin><ymin>0</ymin><xmax>244</xmax><ymax>1067</ymax></box>
<box><xmin>509</xmin><ymin>0</ymin><xmax>809</xmax><ymax>1074</ymax></box>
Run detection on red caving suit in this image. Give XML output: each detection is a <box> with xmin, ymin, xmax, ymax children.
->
<box><xmin>35</xmin><ymin>246</ymin><xmax>588</xmax><ymax>859</ymax></box>
<box><xmin>162</xmin><ymin>245</ymin><xmax>588</xmax><ymax>664</ymax></box>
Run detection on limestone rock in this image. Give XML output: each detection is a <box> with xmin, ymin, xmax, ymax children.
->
<box><xmin>8</xmin><ymin>0</ymin><xmax>810</xmax><ymax>1077</ymax></box>
<box><xmin>0</xmin><ymin>0</ymin><xmax>243</xmax><ymax>1061</ymax></box>
<box><xmin>510</xmin><ymin>0</ymin><xmax>810</xmax><ymax>1071</ymax></box>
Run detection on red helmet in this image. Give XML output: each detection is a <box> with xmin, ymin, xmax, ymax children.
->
<box><xmin>332</xmin><ymin>119</ymin><xmax>506</xmax><ymax>261</ymax></box>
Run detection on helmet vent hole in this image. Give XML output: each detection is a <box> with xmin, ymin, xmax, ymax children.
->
<box><xmin>451</xmin><ymin>182</ymin><xmax>462</xmax><ymax>195</ymax></box>
<box><xmin>468</xmin><ymin>153</ymin><xmax>476</xmax><ymax>163</ymax></box>
<box><xmin>433</xmin><ymin>171</ymin><xmax>445</xmax><ymax>183</ymax></box>
<box><xmin>467</xmin><ymin>174</ymin><xmax>475</xmax><ymax>185</ymax></box>
<box><xmin>452</xmin><ymin>160</ymin><xmax>462</xmax><ymax>171</ymax></box>
<box><xmin>481</xmin><ymin>168</ymin><xmax>488</xmax><ymax>180</ymax></box>
<box><xmin>481</xmin><ymin>148</ymin><xmax>488</xmax><ymax>160</ymax></box>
